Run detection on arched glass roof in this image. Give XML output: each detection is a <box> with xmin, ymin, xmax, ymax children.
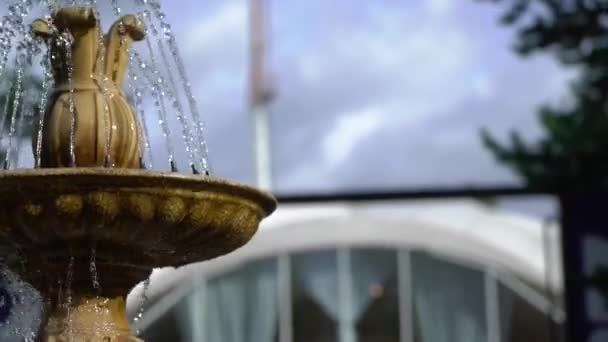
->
<box><xmin>130</xmin><ymin>199</ymin><xmax>563</xmax><ymax>311</ymax></box>
<box><xmin>138</xmin><ymin>246</ymin><xmax>564</xmax><ymax>342</ymax></box>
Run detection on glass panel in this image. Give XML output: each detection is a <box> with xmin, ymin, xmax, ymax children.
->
<box><xmin>141</xmin><ymin>302</ymin><xmax>187</xmax><ymax>342</ymax></box>
<box><xmin>351</xmin><ymin>248</ymin><xmax>399</xmax><ymax>342</ymax></box>
<box><xmin>498</xmin><ymin>281</ymin><xmax>560</xmax><ymax>342</ymax></box>
<box><xmin>411</xmin><ymin>252</ymin><xmax>487</xmax><ymax>342</ymax></box>
<box><xmin>291</xmin><ymin>250</ymin><xmax>338</xmax><ymax>342</ymax></box>
<box><xmin>143</xmin><ymin>258</ymin><xmax>279</xmax><ymax>342</ymax></box>
<box><xmin>205</xmin><ymin>258</ymin><xmax>279</xmax><ymax>342</ymax></box>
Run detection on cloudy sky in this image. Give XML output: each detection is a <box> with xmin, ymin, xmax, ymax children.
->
<box><xmin>154</xmin><ymin>0</ymin><xmax>577</xmax><ymax>195</ymax></box>
<box><xmin>6</xmin><ymin>0</ymin><xmax>575</xmax><ymax>195</ymax></box>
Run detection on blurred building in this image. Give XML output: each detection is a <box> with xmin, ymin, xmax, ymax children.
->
<box><xmin>134</xmin><ymin>198</ymin><xmax>565</xmax><ymax>342</ymax></box>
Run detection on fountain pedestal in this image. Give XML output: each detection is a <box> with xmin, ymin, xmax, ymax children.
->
<box><xmin>44</xmin><ymin>297</ymin><xmax>141</xmax><ymax>342</ymax></box>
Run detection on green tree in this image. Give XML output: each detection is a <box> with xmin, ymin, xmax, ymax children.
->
<box><xmin>480</xmin><ymin>0</ymin><xmax>608</xmax><ymax>189</ymax></box>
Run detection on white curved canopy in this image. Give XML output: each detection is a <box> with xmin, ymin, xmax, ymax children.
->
<box><xmin>127</xmin><ymin>199</ymin><xmax>563</xmax><ymax>315</ymax></box>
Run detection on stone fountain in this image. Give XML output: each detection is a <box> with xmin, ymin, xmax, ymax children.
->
<box><xmin>0</xmin><ymin>3</ymin><xmax>275</xmax><ymax>341</ymax></box>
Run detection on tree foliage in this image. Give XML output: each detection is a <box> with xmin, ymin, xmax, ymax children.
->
<box><xmin>480</xmin><ymin>0</ymin><xmax>608</xmax><ymax>189</ymax></box>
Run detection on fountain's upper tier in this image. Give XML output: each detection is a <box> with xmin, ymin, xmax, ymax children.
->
<box><xmin>30</xmin><ymin>7</ymin><xmax>146</xmax><ymax>168</ymax></box>
<box><xmin>32</xmin><ymin>7</ymin><xmax>145</xmax><ymax>89</ymax></box>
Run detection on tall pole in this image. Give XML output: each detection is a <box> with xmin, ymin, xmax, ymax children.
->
<box><xmin>249</xmin><ymin>0</ymin><xmax>273</xmax><ymax>191</ymax></box>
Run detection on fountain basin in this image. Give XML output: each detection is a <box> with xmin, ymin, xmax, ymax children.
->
<box><xmin>0</xmin><ymin>168</ymin><xmax>276</xmax><ymax>298</ymax></box>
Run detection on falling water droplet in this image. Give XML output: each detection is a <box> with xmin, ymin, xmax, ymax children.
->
<box><xmin>127</xmin><ymin>67</ymin><xmax>154</xmax><ymax>169</ymax></box>
<box><xmin>61</xmin><ymin>29</ymin><xmax>77</xmax><ymax>167</ymax></box>
<box><xmin>90</xmin><ymin>246</ymin><xmax>101</xmax><ymax>295</ymax></box>
<box><xmin>142</xmin><ymin>13</ymin><xmax>200</xmax><ymax>174</ymax></box>
<box><xmin>4</xmin><ymin>56</ymin><xmax>26</xmax><ymax>170</ymax></box>
<box><xmin>0</xmin><ymin>80</ymin><xmax>12</xmax><ymax>150</ymax></box>
<box><xmin>111</xmin><ymin>0</ymin><xmax>122</xmax><ymax>17</ymax></box>
<box><xmin>0</xmin><ymin>0</ymin><xmax>34</xmax><ymax>83</ymax></box>
<box><xmin>133</xmin><ymin>277</ymin><xmax>151</xmax><ymax>336</ymax></box>
<box><xmin>56</xmin><ymin>277</ymin><xmax>63</xmax><ymax>312</ymax></box>
<box><xmin>12</xmin><ymin>105</ymin><xmax>29</xmax><ymax>168</ymax></box>
<box><xmin>144</xmin><ymin>0</ymin><xmax>211</xmax><ymax>174</ymax></box>
<box><xmin>92</xmin><ymin>11</ymin><xmax>114</xmax><ymax>168</ymax></box>
<box><xmin>34</xmin><ymin>41</ymin><xmax>54</xmax><ymax>168</ymax></box>
<box><xmin>143</xmin><ymin>33</ymin><xmax>196</xmax><ymax>171</ymax></box>
<box><xmin>131</xmin><ymin>50</ymin><xmax>175</xmax><ymax>170</ymax></box>
<box><xmin>64</xmin><ymin>255</ymin><xmax>75</xmax><ymax>338</ymax></box>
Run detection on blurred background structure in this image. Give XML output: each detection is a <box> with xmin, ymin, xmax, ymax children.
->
<box><xmin>128</xmin><ymin>1</ymin><xmax>577</xmax><ymax>341</ymax></box>
<box><xmin>136</xmin><ymin>197</ymin><xmax>565</xmax><ymax>342</ymax></box>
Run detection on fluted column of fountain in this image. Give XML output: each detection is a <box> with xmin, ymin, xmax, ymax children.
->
<box><xmin>33</xmin><ymin>8</ymin><xmax>143</xmax><ymax>169</ymax></box>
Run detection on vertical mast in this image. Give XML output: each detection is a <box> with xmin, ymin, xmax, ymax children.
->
<box><xmin>249</xmin><ymin>0</ymin><xmax>273</xmax><ymax>191</ymax></box>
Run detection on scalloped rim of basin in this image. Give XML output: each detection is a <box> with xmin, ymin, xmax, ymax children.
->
<box><xmin>0</xmin><ymin>168</ymin><xmax>277</xmax><ymax>297</ymax></box>
<box><xmin>0</xmin><ymin>168</ymin><xmax>276</xmax><ymax>214</ymax></box>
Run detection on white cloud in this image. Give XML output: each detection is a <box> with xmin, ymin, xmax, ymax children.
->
<box><xmin>273</xmin><ymin>6</ymin><xmax>481</xmax><ymax>189</ymax></box>
<box><xmin>287</xmin><ymin>6</ymin><xmax>476</xmax><ymax>128</ymax></box>
<box><xmin>272</xmin><ymin>2</ymin><xmax>573</xmax><ymax>192</ymax></box>
<box><xmin>298</xmin><ymin>54</ymin><xmax>323</xmax><ymax>85</ymax></box>
<box><xmin>427</xmin><ymin>0</ymin><xmax>453</xmax><ymax>17</ymax></box>
<box><xmin>323</xmin><ymin>108</ymin><xmax>383</xmax><ymax>168</ymax></box>
<box><xmin>471</xmin><ymin>73</ymin><xmax>495</xmax><ymax>99</ymax></box>
<box><xmin>186</xmin><ymin>2</ymin><xmax>247</xmax><ymax>56</ymax></box>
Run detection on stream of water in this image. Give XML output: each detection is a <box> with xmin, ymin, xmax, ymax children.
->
<box><xmin>0</xmin><ymin>0</ymin><xmax>213</xmax><ymax>174</ymax></box>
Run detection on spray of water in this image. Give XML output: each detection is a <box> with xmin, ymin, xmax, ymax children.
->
<box><xmin>64</xmin><ymin>255</ymin><xmax>75</xmax><ymax>338</ymax></box>
<box><xmin>12</xmin><ymin>97</ymin><xmax>29</xmax><ymax>168</ymax></box>
<box><xmin>133</xmin><ymin>277</ymin><xmax>151</xmax><ymax>336</ymax></box>
<box><xmin>0</xmin><ymin>267</ymin><xmax>43</xmax><ymax>341</ymax></box>
<box><xmin>127</xmin><ymin>67</ymin><xmax>154</xmax><ymax>169</ymax></box>
<box><xmin>141</xmin><ymin>12</ymin><xmax>198</xmax><ymax>173</ymax></box>
<box><xmin>0</xmin><ymin>0</ymin><xmax>213</xmax><ymax>174</ymax></box>
<box><xmin>132</xmin><ymin>49</ymin><xmax>176</xmax><ymax>171</ymax></box>
<box><xmin>4</xmin><ymin>57</ymin><xmax>25</xmax><ymax>170</ymax></box>
<box><xmin>34</xmin><ymin>36</ymin><xmax>54</xmax><ymax>168</ymax></box>
<box><xmin>93</xmin><ymin>11</ymin><xmax>114</xmax><ymax>168</ymax></box>
<box><xmin>90</xmin><ymin>246</ymin><xmax>101</xmax><ymax>295</ymax></box>
<box><xmin>143</xmin><ymin>0</ymin><xmax>212</xmax><ymax>174</ymax></box>
<box><xmin>0</xmin><ymin>0</ymin><xmax>221</xmax><ymax>338</ymax></box>
<box><xmin>60</xmin><ymin>29</ymin><xmax>77</xmax><ymax>167</ymax></box>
